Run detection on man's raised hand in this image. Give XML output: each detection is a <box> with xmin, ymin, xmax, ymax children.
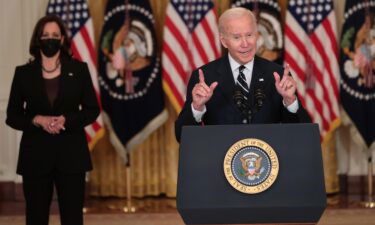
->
<box><xmin>192</xmin><ymin>69</ymin><xmax>218</xmax><ymax>111</ymax></box>
<box><xmin>273</xmin><ymin>64</ymin><xmax>297</xmax><ymax>106</ymax></box>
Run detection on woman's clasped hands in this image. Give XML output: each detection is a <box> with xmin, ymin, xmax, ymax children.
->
<box><xmin>33</xmin><ymin>115</ymin><xmax>65</xmax><ymax>134</ymax></box>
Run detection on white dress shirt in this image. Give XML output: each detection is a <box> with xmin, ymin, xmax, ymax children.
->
<box><xmin>191</xmin><ymin>54</ymin><xmax>298</xmax><ymax>122</ymax></box>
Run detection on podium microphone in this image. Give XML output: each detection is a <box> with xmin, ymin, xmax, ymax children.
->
<box><xmin>233</xmin><ymin>86</ymin><xmax>252</xmax><ymax>123</ymax></box>
<box><xmin>233</xmin><ymin>89</ymin><xmax>245</xmax><ymax>109</ymax></box>
<box><xmin>254</xmin><ymin>78</ymin><xmax>265</xmax><ymax>111</ymax></box>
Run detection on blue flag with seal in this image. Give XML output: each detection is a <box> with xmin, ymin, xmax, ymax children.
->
<box><xmin>98</xmin><ymin>0</ymin><xmax>168</xmax><ymax>162</ymax></box>
<box><xmin>340</xmin><ymin>0</ymin><xmax>375</xmax><ymax>148</ymax></box>
<box><xmin>231</xmin><ymin>0</ymin><xmax>283</xmax><ymax>64</ymax></box>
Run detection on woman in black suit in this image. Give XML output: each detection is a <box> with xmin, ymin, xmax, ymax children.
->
<box><xmin>6</xmin><ymin>15</ymin><xmax>99</xmax><ymax>225</ymax></box>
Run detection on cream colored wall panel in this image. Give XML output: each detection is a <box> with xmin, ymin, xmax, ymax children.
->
<box><xmin>0</xmin><ymin>0</ymin><xmax>48</xmax><ymax>100</ymax></box>
<box><xmin>0</xmin><ymin>100</ymin><xmax>19</xmax><ymax>181</ymax></box>
<box><xmin>0</xmin><ymin>0</ymin><xmax>23</xmax><ymax>99</ymax></box>
<box><xmin>0</xmin><ymin>0</ymin><xmax>48</xmax><ymax>182</ymax></box>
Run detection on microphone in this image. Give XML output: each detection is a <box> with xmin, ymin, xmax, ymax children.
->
<box><xmin>254</xmin><ymin>78</ymin><xmax>265</xmax><ymax>111</ymax></box>
<box><xmin>233</xmin><ymin>86</ymin><xmax>252</xmax><ymax>123</ymax></box>
<box><xmin>233</xmin><ymin>88</ymin><xmax>246</xmax><ymax>109</ymax></box>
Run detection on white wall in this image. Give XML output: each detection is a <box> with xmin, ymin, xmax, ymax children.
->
<box><xmin>0</xmin><ymin>0</ymin><xmax>48</xmax><ymax>182</ymax></box>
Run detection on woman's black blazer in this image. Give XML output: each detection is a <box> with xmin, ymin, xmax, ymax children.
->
<box><xmin>6</xmin><ymin>58</ymin><xmax>100</xmax><ymax>175</ymax></box>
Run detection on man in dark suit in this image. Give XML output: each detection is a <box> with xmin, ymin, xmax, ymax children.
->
<box><xmin>175</xmin><ymin>7</ymin><xmax>311</xmax><ymax>142</ymax></box>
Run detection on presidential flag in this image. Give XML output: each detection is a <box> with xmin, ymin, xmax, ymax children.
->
<box><xmin>46</xmin><ymin>0</ymin><xmax>104</xmax><ymax>149</ymax></box>
<box><xmin>340</xmin><ymin>0</ymin><xmax>375</xmax><ymax>148</ymax></box>
<box><xmin>98</xmin><ymin>0</ymin><xmax>168</xmax><ymax>162</ymax></box>
<box><xmin>162</xmin><ymin>0</ymin><xmax>221</xmax><ymax>112</ymax></box>
<box><xmin>231</xmin><ymin>0</ymin><xmax>283</xmax><ymax>64</ymax></box>
<box><xmin>284</xmin><ymin>0</ymin><xmax>340</xmax><ymax>142</ymax></box>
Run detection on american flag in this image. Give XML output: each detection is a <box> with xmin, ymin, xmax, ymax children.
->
<box><xmin>284</xmin><ymin>0</ymin><xmax>340</xmax><ymax>142</ymax></box>
<box><xmin>162</xmin><ymin>0</ymin><xmax>221</xmax><ymax>112</ymax></box>
<box><xmin>46</xmin><ymin>0</ymin><xmax>104</xmax><ymax>149</ymax></box>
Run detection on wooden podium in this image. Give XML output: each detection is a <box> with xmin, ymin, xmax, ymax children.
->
<box><xmin>177</xmin><ymin>124</ymin><xmax>325</xmax><ymax>225</ymax></box>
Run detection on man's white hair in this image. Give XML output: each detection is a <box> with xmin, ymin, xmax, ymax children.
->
<box><xmin>218</xmin><ymin>7</ymin><xmax>257</xmax><ymax>35</ymax></box>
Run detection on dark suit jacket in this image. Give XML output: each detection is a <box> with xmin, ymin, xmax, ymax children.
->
<box><xmin>175</xmin><ymin>55</ymin><xmax>311</xmax><ymax>142</ymax></box>
<box><xmin>6</xmin><ymin>58</ymin><xmax>100</xmax><ymax>175</ymax></box>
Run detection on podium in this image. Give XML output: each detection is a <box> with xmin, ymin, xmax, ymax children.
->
<box><xmin>177</xmin><ymin>124</ymin><xmax>326</xmax><ymax>225</ymax></box>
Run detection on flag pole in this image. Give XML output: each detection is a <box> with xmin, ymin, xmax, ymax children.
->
<box><xmin>123</xmin><ymin>152</ymin><xmax>136</xmax><ymax>213</ymax></box>
<box><xmin>121</xmin><ymin>0</ymin><xmax>135</xmax><ymax>213</ymax></box>
<box><xmin>361</xmin><ymin>156</ymin><xmax>375</xmax><ymax>208</ymax></box>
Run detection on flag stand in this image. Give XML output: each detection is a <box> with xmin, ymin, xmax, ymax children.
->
<box><xmin>361</xmin><ymin>156</ymin><xmax>375</xmax><ymax>208</ymax></box>
<box><xmin>123</xmin><ymin>153</ymin><xmax>136</xmax><ymax>213</ymax></box>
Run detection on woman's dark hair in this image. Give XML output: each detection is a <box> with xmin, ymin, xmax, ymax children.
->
<box><xmin>29</xmin><ymin>15</ymin><xmax>72</xmax><ymax>62</ymax></box>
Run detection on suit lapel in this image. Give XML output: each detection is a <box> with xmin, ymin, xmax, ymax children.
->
<box><xmin>215</xmin><ymin>55</ymin><xmax>236</xmax><ymax>105</ymax></box>
<box><xmin>53</xmin><ymin>59</ymin><xmax>67</xmax><ymax>109</ymax></box>
<box><xmin>214</xmin><ymin>55</ymin><xmax>249</xmax><ymax>118</ymax></box>
<box><xmin>249</xmin><ymin>56</ymin><xmax>262</xmax><ymax>107</ymax></box>
<box><xmin>249</xmin><ymin>56</ymin><xmax>260</xmax><ymax>92</ymax></box>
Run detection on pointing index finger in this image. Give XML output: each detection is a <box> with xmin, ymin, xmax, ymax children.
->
<box><xmin>284</xmin><ymin>64</ymin><xmax>290</xmax><ymax>78</ymax></box>
<box><xmin>198</xmin><ymin>69</ymin><xmax>211</xmax><ymax>92</ymax></box>
<box><xmin>198</xmin><ymin>69</ymin><xmax>206</xmax><ymax>84</ymax></box>
<box><xmin>280</xmin><ymin>64</ymin><xmax>290</xmax><ymax>84</ymax></box>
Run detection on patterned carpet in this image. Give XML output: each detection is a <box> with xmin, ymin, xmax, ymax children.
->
<box><xmin>1</xmin><ymin>209</ymin><xmax>375</xmax><ymax>225</ymax></box>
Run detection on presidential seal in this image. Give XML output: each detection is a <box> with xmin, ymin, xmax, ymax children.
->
<box><xmin>223</xmin><ymin>138</ymin><xmax>279</xmax><ymax>194</ymax></box>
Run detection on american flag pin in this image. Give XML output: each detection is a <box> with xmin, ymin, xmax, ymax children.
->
<box><xmin>68</xmin><ymin>72</ymin><xmax>73</xmax><ymax>76</ymax></box>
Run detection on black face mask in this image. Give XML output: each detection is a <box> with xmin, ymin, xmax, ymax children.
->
<box><xmin>40</xmin><ymin>38</ymin><xmax>61</xmax><ymax>57</ymax></box>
